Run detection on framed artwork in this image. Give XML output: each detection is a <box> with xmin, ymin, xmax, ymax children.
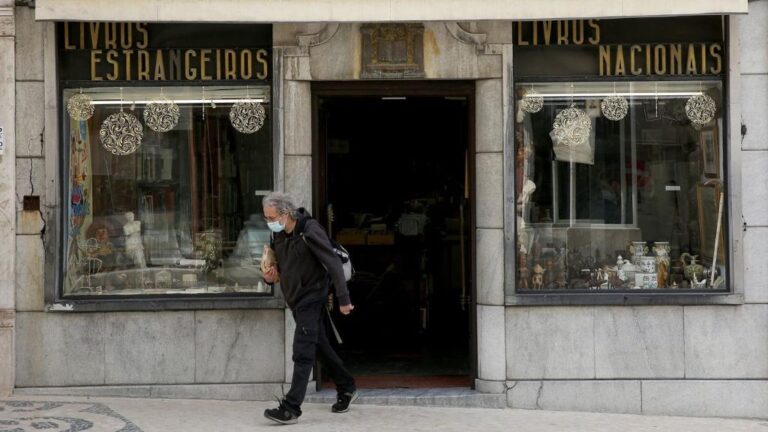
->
<box><xmin>696</xmin><ymin>183</ymin><xmax>725</xmax><ymax>264</ymax></box>
<box><xmin>699</xmin><ymin>127</ymin><xmax>720</xmax><ymax>178</ymax></box>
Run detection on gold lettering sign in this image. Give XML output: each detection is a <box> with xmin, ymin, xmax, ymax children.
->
<box><xmin>593</xmin><ymin>43</ymin><xmax>723</xmax><ymax>77</ymax></box>
<box><xmin>62</xmin><ymin>22</ymin><xmax>270</xmax><ymax>82</ymax></box>
<box><xmin>515</xmin><ymin>19</ymin><xmax>599</xmax><ymax>47</ymax></box>
<box><xmin>514</xmin><ymin>19</ymin><xmax>722</xmax><ymax>77</ymax></box>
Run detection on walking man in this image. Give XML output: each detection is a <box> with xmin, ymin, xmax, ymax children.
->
<box><xmin>261</xmin><ymin>192</ymin><xmax>358</xmax><ymax>425</ymax></box>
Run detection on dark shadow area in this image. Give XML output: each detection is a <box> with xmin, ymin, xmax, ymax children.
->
<box><xmin>318</xmin><ymin>95</ymin><xmax>471</xmax><ymax>388</ymax></box>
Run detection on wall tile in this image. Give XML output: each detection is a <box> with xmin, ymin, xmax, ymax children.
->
<box><xmin>594</xmin><ymin>307</ymin><xmax>684</xmax><ymax>378</ymax></box>
<box><xmin>16</xmin><ymin>312</ymin><xmax>106</xmax><ymax>387</ymax></box>
<box><xmin>105</xmin><ymin>312</ymin><xmax>195</xmax><ymax>384</ymax></box>
<box><xmin>684</xmin><ymin>305</ymin><xmax>768</xmax><ymax>378</ymax></box>
<box><xmin>506</xmin><ymin>307</ymin><xmax>594</xmax><ymax>379</ymax></box>
<box><xmin>476</xmin><ymin>228</ymin><xmax>504</xmax><ymax>305</ymax></box>
<box><xmin>195</xmin><ymin>310</ymin><xmax>284</xmax><ymax>383</ymax></box>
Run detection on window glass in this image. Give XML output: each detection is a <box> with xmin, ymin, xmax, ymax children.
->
<box><xmin>515</xmin><ymin>81</ymin><xmax>726</xmax><ymax>291</ymax></box>
<box><xmin>63</xmin><ymin>85</ymin><xmax>273</xmax><ymax>296</ymax></box>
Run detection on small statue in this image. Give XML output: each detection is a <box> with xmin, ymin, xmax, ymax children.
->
<box><xmin>518</xmin><ymin>267</ymin><xmax>530</xmax><ymax>290</ymax></box>
<box><xmin>616</xmin><ymin>255</ymin><xmax>627</xmax><ymax>282</ymax></box>
<box><xmin>532</xmin><ymin>263</ymin><xmax>546</xmax><ymax>290</ymax></box>
<box><xmin>518</xmin><ymin>247</ymin><xmax>530</xmax><ymax>290</ymax></box>
<box><xmin>555</xmin><ymin>272</ymin><xmax>568</xmax><ymax>290</ymax></box>
<box><xmin>599</xmin><ymin>267</ymin><xmax>612</xmax><ymax>289</ymax></box>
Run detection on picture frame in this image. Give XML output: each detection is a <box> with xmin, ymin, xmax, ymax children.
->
<box><xmin>699</xmin><ymin>126</ymin><xmax>719</xmax><ymax>178</ymax></box>
<box><xmin>696</xmin><ymin>183</ymin><xmax>725</xmax><ymax>264</ymax></box>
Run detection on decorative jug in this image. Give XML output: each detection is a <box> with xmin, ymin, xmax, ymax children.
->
<box><xmin>680</xmin><ymin>253</ymin><xmax>705</xmax><ymax>282</ymax></box>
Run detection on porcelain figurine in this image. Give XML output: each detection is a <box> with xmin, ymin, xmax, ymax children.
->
<box><xmin>532</xmin><ymin>263</ymin><xmax>546</xmax><ymax>290</ymax></box>
<box><xmin>518</xmin><ymin>267</ymin><xmax>530</xmax><ymax>290</ymax></box>
<box><xmin>617</xmin><ymin>255</ymin><xmax>640</xmax><ymax>286</ymax></box>
<box><xmin>691</xmin><ymin>272</ymin><xmax>708</xmax><ymax>289</ymax></box>
<box><xmin>616</xmin><ymin>255</ymin><xmax>628</xmax><ymax>282</ymax></box>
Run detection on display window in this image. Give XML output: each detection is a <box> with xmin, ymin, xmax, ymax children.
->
<box><xmin>514</xmin><ymin>80</ymin><xmax>727</xmax><ymax>291</ymax></box>
<box><xmin>62</xmin><ymin>85</ymin><xmax>273</xmax><ymax>297</ymax></box>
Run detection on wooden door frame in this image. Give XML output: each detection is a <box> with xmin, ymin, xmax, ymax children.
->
<box><xmin>311</xmin><ymin>80</ymin><xmax>478</xmax><ymax>388</ymax></box>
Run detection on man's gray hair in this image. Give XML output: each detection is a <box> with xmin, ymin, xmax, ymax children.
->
<box><xmin>262</xmin><ymin>192</ymin><xmax>299</xmax><ymax>218</ymax></box>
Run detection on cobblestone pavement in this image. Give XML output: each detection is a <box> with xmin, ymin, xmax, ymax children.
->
<box><xmin>1</xmin><ymin>396</ymin><xmax>767</xmax><ymax>432</ymax></box>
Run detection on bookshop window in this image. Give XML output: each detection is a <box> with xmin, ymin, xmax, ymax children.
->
<box><xmin>514</xmin><ymin>81</ymin><xmax>727</xmax><ymax>292</ymax></box>
<box><xmin>62</xmin><ymin>85</ymin><xmax>273</xmax><ymax>297</ymax></box>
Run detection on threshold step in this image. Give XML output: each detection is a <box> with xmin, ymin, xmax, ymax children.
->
<box><xmin>304</xmin><ymin>388</ymin><xmax>506</xmax><ymax>409</ymax></box>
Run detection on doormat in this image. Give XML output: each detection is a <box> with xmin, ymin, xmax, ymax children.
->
<box><xmin>0</xmin><ymin>400</ymin><xmax>142</xmax><ymax>431</ymax></box>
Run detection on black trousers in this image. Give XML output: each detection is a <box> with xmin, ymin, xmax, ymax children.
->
<box><xmin>284</xmin><ymin>297</ymin><xmax>356</xmax><ymax>416</ymax></box>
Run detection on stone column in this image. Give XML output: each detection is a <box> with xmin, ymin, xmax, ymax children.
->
<box><xmin>474</xmin><ymin>77</ymin><xmax>507</xmax><ymax>394</ymax></box>
<box><xmin>0</xmin><ymin>0</ymin><xmax>15</xmax><ymax>397</ymax></box>
<box><xmin>283</xmin><ymin>79</ymin><xmax>313</xmax><ymax>210</ymax></box>
<box><xmin>280</xmin><ymin>75</ymin><xmax>313</xmax><ymax>389</ymax></box>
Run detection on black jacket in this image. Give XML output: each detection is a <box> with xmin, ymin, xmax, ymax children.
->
<box><xmin>272</xmin><ymin>208</ymin><xmax>351</xmax><ymax>309</ymax></box>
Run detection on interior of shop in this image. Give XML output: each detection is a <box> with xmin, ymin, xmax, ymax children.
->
<box><xmin>317</xmin><ymin>95</ymin><xmax>472</xmax><ymax>388</ymax></box>
<box><xmin>63</xmin><ymin>86</ymin><xmax>274</xmax><ymax>297</ymax></box>
<box><xmin>515</xmin><ymin>81</ymin><xmax>727</xmax><ymax>292</ymax></box>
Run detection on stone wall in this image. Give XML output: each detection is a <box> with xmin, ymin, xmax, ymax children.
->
<box><xmin>10</xmin><ymin>7</ymin><xmax>289</xmax><ymax>399</ymax></box>
<box><xmin>0</xmin><ymin>0</ymin><xmax>15</xmax><ymax>398</ymax></box>
<box><xmin>8</xmin><ymin>7</ymin><xmax>767</xmax><ymax>418</ymax></box>
<box><xmin>505</xmin><ymin>2</ymin><xmax>768</xmax><ymax>419</ymax></box>
<box><xmin>14</xmin><ymin>310</ymin><xmax>286</xmax><ymax>399</ymax></box>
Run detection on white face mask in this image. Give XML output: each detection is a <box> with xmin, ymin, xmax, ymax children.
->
<box><xmin>267</xmin><ymin>219</ymin><xmax>285</xmax><ymax>233</ymax></box>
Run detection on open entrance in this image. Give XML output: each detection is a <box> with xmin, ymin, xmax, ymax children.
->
<box><xmin>312</xmin><ymin>82</ymin><xmax>475</xmax><ymax>389</ymax></box>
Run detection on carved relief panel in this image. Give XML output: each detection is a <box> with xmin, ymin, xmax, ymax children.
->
<box><xmin>360</xmin><ymin>23</ymin><xmax>425</xmax><ymax>79</ymax></box>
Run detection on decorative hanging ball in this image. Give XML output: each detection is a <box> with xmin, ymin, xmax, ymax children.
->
<box><xmin>67</xmin><ymin>93</ymin><xmax>95</xmax><ymax>121</ymax></box>
<box><xmin>99</xmin><ymin>112</ymin><xmax>144</xmax><ymax>156</ymax></box>
<box><xmin>521</xmin><ymin>89</ymin><xmax>544</xmax><ymax>114</ymax></box>
<box><xmin>600</xmin><ymin>95</ymin><xmax>629</xmax><ymax>121</ymax></box>
<box><xmin>143</xmin><ymin>98</ymin><xmax>180</xmax><ymax>133</ymax></box>
<box><xmin>229</xmin><ymin>100</ymin><xmax>266</xmax><ymax>134</ymax></box>
<box><xmin>685</xmin><ymin>94</ymin><xmax>716</xmax><ymax>126</ymax></box>
<box><xmin>552</xmin><ymin>105</ymin><xmax>591</xmax><ymax>147</ymax></box>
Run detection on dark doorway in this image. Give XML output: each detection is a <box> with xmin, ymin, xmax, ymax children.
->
<box><xmin>312</xmin><ymin>82</ymin><xmax>475</xmax><ymax>389</ymax></box>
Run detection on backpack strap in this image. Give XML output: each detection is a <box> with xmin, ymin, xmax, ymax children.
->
<box><xmin>301</xmin><ymin>232</ymin><xmax>329</xmax><ymax>273</ymax></box>
<box><xmin>295</xmin><ymin>214</ymin><xmax>311</xmax><ymax>236</ymax></box>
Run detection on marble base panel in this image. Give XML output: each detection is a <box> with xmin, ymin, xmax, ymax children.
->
<box><xmin>14</xmin><ymin>383</ymin><xmax>288</xmax><ymax>401</ymax></box>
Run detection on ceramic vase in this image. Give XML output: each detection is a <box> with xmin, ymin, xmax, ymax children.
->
<box><xmin>653</xmin><ymin>242</ymin><xmax>671</xmax><ymax>288</ymax></box>
<box><xmin>630</xmin><ymin>241</ymin><xmax>648</xmax><ymax>265</ymax></box>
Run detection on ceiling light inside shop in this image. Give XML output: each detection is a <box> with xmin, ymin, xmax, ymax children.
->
<box><xmin>535</xmin><ymin>92</ymin><xmax>703</xmax><ymax>99</ymax></box>
<box><xmin>89</xmin><ymin>98</ymin><xmax>266</xmax><ymax>106</ymax></box>
<box><xmin>381</xmin><ymin>96</ymin><xmax>406</xmax><ymax>100</ymax></box>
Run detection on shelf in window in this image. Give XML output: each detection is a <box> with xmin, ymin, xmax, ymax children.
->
<box><xmin>137</xmin><ymin>180</ymin><xmax>179</xmax><ymax>187</ymax></box>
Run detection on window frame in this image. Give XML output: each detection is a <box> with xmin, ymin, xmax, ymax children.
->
<box><xmin>44</xmin><ymin>24</ymin><xmax>283</xmax><ymax>312</ymax></box>
<box><xmin>503</xmin><ymin>17</ymin><xmax>744</xmax><ymax>306</ymax></box>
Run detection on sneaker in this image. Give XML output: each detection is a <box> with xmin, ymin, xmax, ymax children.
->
<box><xmin>264</xmin><ymin>401</ymin><xmax>299</xmax><ymax>425</ymax></box>
<box><xmin>331</xmin><ymin>390</ymin><xmax>359</xmax><ymax>413</ymax></box>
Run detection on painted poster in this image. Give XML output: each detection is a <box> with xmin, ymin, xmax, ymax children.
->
<box><xmin>65</xmin><ymin>119</ymin><xmax>93</xmax><ymax>292</ymax></box>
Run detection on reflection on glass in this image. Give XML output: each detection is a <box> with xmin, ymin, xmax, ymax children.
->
<box><xmin>63</xmin><ymin>86</ymin><xmax>273</xmax><ymax>296</ymax></box>
<box><xmin>515</xmin><ymin>81</ymin><xmax>726</xmax><ymax>292</ymax></box>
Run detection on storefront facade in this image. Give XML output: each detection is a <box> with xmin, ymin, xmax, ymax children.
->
<box><xmin>1</xmin><ymin>0</ymin><xmax>766</xmax><ymax>419</ymax></box>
